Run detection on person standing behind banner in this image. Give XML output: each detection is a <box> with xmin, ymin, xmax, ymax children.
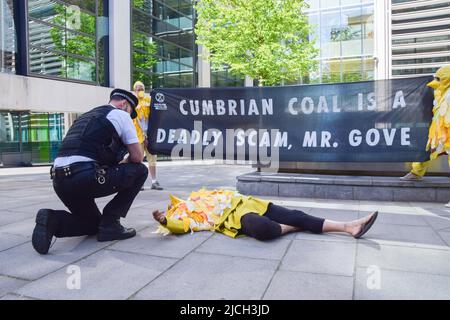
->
<box><xmin>401</xmin><ymin>65</ymin><xmax>450</xmax><ymax>206</ymax></box>
<box><xmin>133</xmin><ymin>81</ymin><xmax>163</xmax><ymax>191</ymax></box>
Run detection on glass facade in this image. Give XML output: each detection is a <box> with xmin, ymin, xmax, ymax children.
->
<box><xmin>304</xmin><ymin>0</ymin><xmax>375</xmax><ymax>84</ymax></box>
<box><xmin>0</xmin><ymin>111</ymin><xmax>65</xmax><ymax>165</ymax></box>
<box><xmin>1</xmin><ymin>0</ymin><xmax>380</xmax><ymax>165</ymax></box>
<box><xmin>27</xmin><ymin>0</ymin><xmax>109</xmax><ymax>85</ymax></box>
<box><xmin>391</xmin><ymin>0</ymin><xmax>450</xmax><ymax>77</ymax></box>
<box><xmin>0</xmin><ymin>0</ymin><xmax>16</xmax><ymax>73</ymax></box>
<box><xmin>211</xmin><ymin>67</ymin><xmax>245</xmax><ymax>88</ymax></box>
<box><xmin>131</xmin><ymin>0</ymin><xmax>196</xmax><ymax>89</ymax></box>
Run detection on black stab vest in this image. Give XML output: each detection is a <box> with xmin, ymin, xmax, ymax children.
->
<box><xmin>57</xmin><ymin>105</ymin><xmax>128</xmax><ymax>166</ymax></box>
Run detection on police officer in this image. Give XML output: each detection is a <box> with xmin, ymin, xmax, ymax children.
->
<box><xmin>32</xmin><ymin>89</ymin><xmax>148</xmax><ymax>255</ymax></box>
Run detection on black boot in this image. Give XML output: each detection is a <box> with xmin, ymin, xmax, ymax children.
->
<box><xmin>97</xmin><ymin>218</ymin><xmax>136</xmax><ymax>242</ymax></box>
<box><xmin>32</xmin><ymin>209</ymin><xmax>59</xmax><ymax>255</ymax></box>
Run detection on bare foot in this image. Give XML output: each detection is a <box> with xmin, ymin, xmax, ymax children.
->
<box><xmin>152</xmin><ymin>210</ymin><xmax>167</xmax><ymax>225</ymax></box>
<box><xmin>346</xmin><ymin>212</ymin><xmax>377</xmax><ymax>237</ymax></box>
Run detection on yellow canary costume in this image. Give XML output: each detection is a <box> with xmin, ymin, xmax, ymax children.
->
<box><xmin>155</xmin><ymin>189</ymin><xmax>270</xmax><ymax>238</ymax></box>
<box><xmin>132</xmin><ymin>81</ymin><xmax>158</xmax><ymax>166</ymax></box>
<box><xmin>411</xmin><ymin>65</ymin><xmax>450</xmax><ymax>177</ymax></box>
<box><xmin>132</xmin><ymin>81</ymin><xmax>152</xmax><ymax>144</ymax></box>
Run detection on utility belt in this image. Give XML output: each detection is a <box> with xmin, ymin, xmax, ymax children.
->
<box><xmin>50</xmin><ymin>162</ymin><xmax>109</xmax><ymax>185</ymax></box>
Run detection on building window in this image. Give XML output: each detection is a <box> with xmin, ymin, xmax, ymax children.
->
<box><xmin>0</xmin><ymin>111</ymin><xmax>65</xmax><ymax>165</ymax></box>
<box><xmin>304</xmin><ymin>0</ymin><xmax>375</xmax><ymax>84</ymax></box>
<box><xmin>211</xmin><ymin>67</ymin><xmax>245</xmax><ymax>87</ymax></box>
<box><xmin>0</xmin><ymin>0</ymin><xmax>16</xmax><ymax>73</ymax></box>
<box><xmin>27</xmin><ymin>0</ymin><xmax>109</xmax><ymax>85</ymax></box>
<box><xmin>391</xmin><ymin>0</ymin><xmax>450</xmax><ymax>77</ymax></box>
<box><xmin>131</xmin><ymin>0</ymin><xmax>196</xmax><ymax>89</ymax></box>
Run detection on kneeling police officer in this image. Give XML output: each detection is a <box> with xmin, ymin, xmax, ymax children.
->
<box><xmin>32</xmin><ymin>89</ymin><xmax>148</xmax><ymax>255</ymax></box>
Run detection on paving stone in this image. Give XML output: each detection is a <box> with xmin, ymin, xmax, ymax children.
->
<box><xmin>409</xmin><ymin>202</ymin><xmax>449</xmax><ymax>209</ymax></box>
<box><xmin>0</xmin><ymin>232</ymin><xmax>29</xmax><ymax>252</ymax></box>
<box><xmin>3</xmin><ymin>164</ymin><xmax>450</xmax><ymax>300</ymax></box>
<box><xmin>0</xmin><ymin>276</ymin><xmax>29</xmax><ymax>298</ymax></box>
<box><xmin>1</xmin><ymin>293</ymin><xmax>36</xmax><ymax>300</ymax></box>
<box><xmin>422</xmin><ymin>215</ymin><xmax>450</xmax><ymax>231</ymax></box>
<box><xmin>0</xmin><ymin>211</ymin><xmax>34</xmax><ymax>226</ymax></box>
<box><xmin>14</xmin><ymin>250</ymin><xmax>176</xmax><ymax>300</ymax></box>
<box><xmin>354</xmin><ymin>267</ymin><xmax>450</xmax><ymax>300</ymax></box>
<box><xmin>6</xmin><ymin>201</ymin><xmax>64</xmax><ymax>214</ymax></box>
<box><xmin>196</xmin><ymin>233</ymin><xmax>291</xmax><ymax>260</ymax></box>
<box><xmin>109</xmin><ymin>227</ymin><xmax>210</xmax><ymax>259</ymax></box>
<box><xmin>281</xmin><ymin>240</ymin><xmax>356</xmax><ymax>276</ymax></box>
<box><xmin>367</xmin><ymin>212</ymin><xmax>428</xmax><ymax>226</ymax></box>
<box><xmin>1</xmin><ymin>198</ymin><xmax>47</xmax><ymax>211</ymax></box>
<box><xmin>295</xmin><ymin>231</ymin><xmax>357</xmax><ymax>243</ymax></box>
<box><xmin>438</xmin><ymin>231</ymin><xmax>450</xmax><ymax>246</ymax></box>
<box><xmin>0</xmin><ymin>237</ymin><xmax>111</xmax><ymax>280</ymax></box>
<box><xmin>357</xmin><ymin>243</ymin><xmax>450</xmax><ymax>276</ymax></box>
<box><xmin>263</xmin><ymin>270</ymin><xmax>353</xmax><ymax>300</ymax></box>
<box><xmin>359</xmin><ymin>202</ymin><xmax>413</xmax><ymax>215</ymax></box>
<box><xmin>0</xmin><ymin>218</ymin><xmax>36</xmax><ymax>238</ymax></box>
<box><xmin>358</xmin><ymin>223</ymin><xmax>446</xmax><ymax>246</ymax></box>
<box><xmin>308</xmin><ymin>208</ymin><xmax>359</xmax><ymax>221</ymax></box>
<box><xmin>133</xmin><ymin>252</ymin><xmax>278</xmax><ymax>300</ymax></box>
<box><xmin>308</xmin><ymin>199</ymin><xmax>360</xmax><ymax>211</ymax></box>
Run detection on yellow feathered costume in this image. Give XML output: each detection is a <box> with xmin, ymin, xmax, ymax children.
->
<box><xmin>426</xmin><ymin>65</ymin><xmax>450</xmax><ymax>161</ymax></box>
<box><xmin>132</xmin><ymin>81</ymin><xmax>151</xmax><ymax>144</ymax></box>
<box><xmin>410</xmin><ymin>65</ymin><xmax>450</xmax><ymax>177</ymax></box>
<box><xmin>155</xmin><ymin>188</ymin><xmax>270</xmax><ymax>238</ymax></box>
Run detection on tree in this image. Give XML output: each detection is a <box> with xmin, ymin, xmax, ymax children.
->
<box><xmin>50</xmin><ymin>3</ymin><xmax>97</xmax><ymax>81</ymax></box>
<box><xmin>132</xmin><ymin>0</ymin><xmax>158</xmax><ymax>88</ymax></box>
<box><xmin>194</xmin><ymin>0</ymin><xmax>318</xmax><ymax>86</ymax></box>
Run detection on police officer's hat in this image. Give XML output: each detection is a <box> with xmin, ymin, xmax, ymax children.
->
<box><xmin>110</xmin><ymin>89</ymin><xmax>139</xmax><ymax>119</ymax></box>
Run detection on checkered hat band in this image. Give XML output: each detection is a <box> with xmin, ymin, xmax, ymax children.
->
<box><xmin>111</xmin><ymin>92</ymin><xmax>134</xmax><ymax>107</ymax></box>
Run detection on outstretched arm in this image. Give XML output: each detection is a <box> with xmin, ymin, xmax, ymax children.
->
<box><xmin>152</xmin><ymin>210</ymin><xmax>189</xmax><ymax>234</ymax></box>
<box><xmin>153</xmin><ymin>210</ymin><xmax>167</xmax><ymax>225</ymax></box>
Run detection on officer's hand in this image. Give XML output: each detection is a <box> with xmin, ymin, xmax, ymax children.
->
<box><xmin>144</xmin><ymin>138</ymin><xmax>149</xmax><ymax>148</ymax></box>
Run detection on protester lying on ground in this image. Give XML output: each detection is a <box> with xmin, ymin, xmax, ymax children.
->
<box><xmin>152</xmin><ymin>189</ymin><xmax>378</xmax><ymax>240</ymax></box>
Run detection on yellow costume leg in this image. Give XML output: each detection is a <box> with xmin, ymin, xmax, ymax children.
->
<box><xmin>411</xmin><ymin>161</ymin><xmax>432</xmax><ymax>177</ymax></box>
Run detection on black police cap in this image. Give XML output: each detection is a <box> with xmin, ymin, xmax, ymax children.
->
<box><xmin>110</xmin><ymin>88</ymin><xmax>139</xmax><ymax>119</ymax></box>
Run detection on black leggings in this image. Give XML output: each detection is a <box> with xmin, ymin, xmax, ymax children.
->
<box><xmin>240</xmin><ymin>203</ymin><xmax>325</xmax><ymax>241</ymax></box>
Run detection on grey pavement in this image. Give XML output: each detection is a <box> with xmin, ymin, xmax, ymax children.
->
<box><xmin>0</xmin><ymin>161</ymin><xmax>450</xmax><ymax>300</ymax></box>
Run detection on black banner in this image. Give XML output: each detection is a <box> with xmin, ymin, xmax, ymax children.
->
<box><xmin>148</xmin><ymin>76</ymin><xmax>433</xmax><ymax>162</ymax></box>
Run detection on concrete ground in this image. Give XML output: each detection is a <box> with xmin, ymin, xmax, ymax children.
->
<box><xmin>0</xmin><ymin>161</ymin><xmax>449</xmax><ymax>300</ymax></box>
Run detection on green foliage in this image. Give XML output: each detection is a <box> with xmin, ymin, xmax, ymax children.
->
<box><xmin>49</xmin><ymin>3</ymin><xmax>96</xmax><ymax>80</ymax></box>
<box><xmin>330</xmin><ymin>26</ymin><xmax>361</xmax><ymax>42</ymax></box>
<box><xmin>133</xmin><ymin>0</ymin><xmax>151</xmax><ymax>10</ymax></box>
<box><xmin>195</xmin><ymin>0</ymin><xmax>318</xmax><ymax>86</ymax></box>
<box><xmin>322</xmin><ymin>73</ymin><xmax>342</xmax><ymax>84</ymax></box>
<box><xmin>132</xmin><ymin>32</ymin><xmax>158</xmax><ymax>87</ymax></box>
<box><xmin>342</xmin><ymin>72</ymin><xmax>362</xmax><ymax>83</ymax></box>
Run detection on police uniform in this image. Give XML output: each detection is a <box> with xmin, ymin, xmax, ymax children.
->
<box><xmin>32</xmin><ymin>89</ymin><xmax>148</xmax><ymax>255</ymax></box>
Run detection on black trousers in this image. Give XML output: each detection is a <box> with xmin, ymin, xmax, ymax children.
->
<box><xmin>51</xmin><ymin>162</ymin><xmax>148</xmax><ymax>238</ymax></box>
<box><xmin>240</xmin><ymin>203</ymin><xmax>325</xmax><ymax>241</ymax></box>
